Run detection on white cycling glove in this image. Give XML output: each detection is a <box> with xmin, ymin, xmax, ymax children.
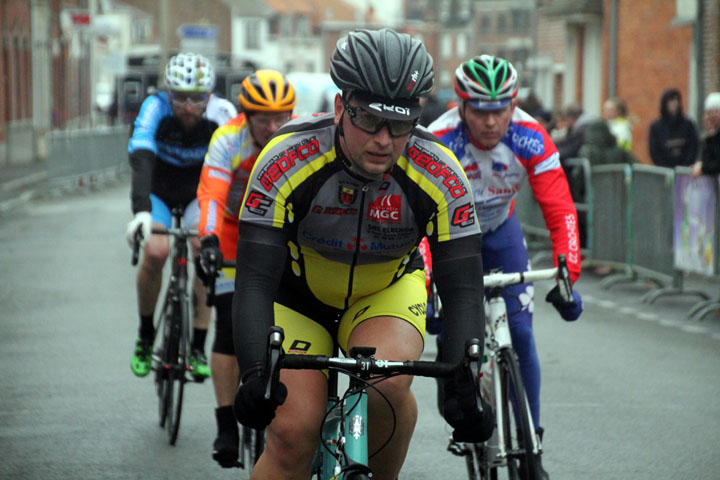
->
<box><xmin>126</xmin><ymin>211</ymin><xmax>152</xmax><ymax>247</ymax></box>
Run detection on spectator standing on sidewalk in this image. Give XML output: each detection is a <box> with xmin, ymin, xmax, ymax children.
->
<box><xmin>649</xmin><ymin>88</ymin><xmax>699</xmax><ymax>168</ymax></box>
<box><xmin>692</xmin><ymin>92</ymin><xmax>720</xmax><ymax>178</ymax></box>
<box><xmin>602</xmin><ymin>96</ymin><xmax>633</xmax><ymax>152</ymax></box>
<box><xmin>554</xmin><ymin>103</ymin><xmax>597</xmax><ymax>165</ymax></box>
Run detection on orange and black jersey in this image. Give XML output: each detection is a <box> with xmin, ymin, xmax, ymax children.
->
<box><xmin>232</xmin><ymin>113</ymin><xmax>486</xmax><ymax>371</ymax></box>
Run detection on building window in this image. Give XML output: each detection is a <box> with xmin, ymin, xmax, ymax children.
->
<box><xmin>279</xmin><ymin>15</ymin><xmax>291</xmax><ymax>36</ymax></box>
<box><xmin>296</xmin><ymin>15</ymin><xmax>310</xmax><ymax>37</ymax></box>
<box><xmin>481</xmin><ymin>14</ymin><xmax>491</xmax><ymax>31</ymax></box>
<box><xmin>497</xmin><ymin>13</ymin><xmax>507</xmax><ymax>33</ymax></box>
<box><xmin>457</xmin><ymin>33</ymin><xmax>467</xmax><ymax>57</ymax></box>
<box><xmin>246</xmin><ymin>19</ymin><xmax>260</xmax><ymax>50</ymax></box>
<box><xmin>441</xmin><ymin>33</ymin><xmax>452</xmax><ymax>58</ymax></box>
<box><xmin>440</xmin><ymin>70</ymin><xmax>451</xmax><ymax>89</ymax></box>
<box><xmin>131</xmin><ymin>18</ymin><xmax>152</xmax><ymax>44</ymax></box>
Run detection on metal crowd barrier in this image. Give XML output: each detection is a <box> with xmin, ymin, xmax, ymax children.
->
<box><xmin>514</xmin><ymin>157</ymin><xmax>592</xmax><ymax>266</ymax></box>
<box><xmin>633</xmin><ymin>165</ymin><xmax>709</xmax><ymax>304</ymax></box>
<box><xmin>588</xmin><ymin>163</ymin><xmax>634</xmax><ymax>290</ymax></box>
<box><xmin>516</xmin><ymin>158</ymin><xmax>719</xmax><ymax>317</ymax></box>
<box><xmin>46</xmin><ymin>125</ymin><xmax>130</xmax><ymax>188</ymax></box>
<box><xmin>5</xmin><ymin>119</ymin><xmax>37</xmax><ymax>165</ymax></box>
<box><xmin>630</xmin><ymin>164</ymin><xmax>675</xmax><ymax>285</ymax></box>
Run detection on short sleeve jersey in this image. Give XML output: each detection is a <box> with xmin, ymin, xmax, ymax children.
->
<box><xmin>239</xmin><ymin>113</ymin><xmax>480</xmax><ymax>310</ymax></box>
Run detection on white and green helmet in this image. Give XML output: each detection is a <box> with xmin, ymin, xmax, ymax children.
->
<box><xmin>164</xmin><ymin>52</ymin><xmax>215</xmax><ymax>93</ymax></box>
<box><xmin>454</xmin><ymin>55</ymin><xmax>518</xmax><ymax>110</ymax></box>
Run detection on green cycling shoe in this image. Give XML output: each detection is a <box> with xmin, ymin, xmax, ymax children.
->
<box><xmin>131</xmin><ymin>339</ymin><xmax>153</xmax><ymax>377</ymax></box>
<box><xmin>189</xmin><ymin>349</ymin><xmax>211</xmax><ymax>381</ymax></box>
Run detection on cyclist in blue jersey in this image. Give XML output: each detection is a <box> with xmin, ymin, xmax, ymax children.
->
<box><xmin>429</xmin><ymin>55</ymin><xmax>584</xmax><ymax>479</ymax></box>
<box><xmin>125</xmin><ymin>53</ymin><xmax>237</xmax><ymax>380</ymax></box>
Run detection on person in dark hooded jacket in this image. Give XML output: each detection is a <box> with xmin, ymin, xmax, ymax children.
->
<box><xmin>648</xmin><ymin>88</ymin><xmax>699</xmax><ymax>167</ymax></box>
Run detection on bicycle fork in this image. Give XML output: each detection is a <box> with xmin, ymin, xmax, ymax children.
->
<box><xmin>483</xmin><ymin>296</ymin><xmax>541</xmax><ymax>464</ymax></box>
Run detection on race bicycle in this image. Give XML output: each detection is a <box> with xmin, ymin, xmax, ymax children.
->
<box><xmin>433</xmin><ymin>255</ymin><xmax>575</xmax><ymax>480</ymax></box>
<box><xmin>261</xmin><ymin>325</ymin><xmax>484</xmax><ymax>480</ymax></box>
<box><xmin>131</xmin><ymin>208</ymin><xmax>199</xmax><ymax>445</ymax></box>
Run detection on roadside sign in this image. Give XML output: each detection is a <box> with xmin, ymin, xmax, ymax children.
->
<box><xmin>177</xmin><ymin>24</ymin><xmax>218</xmax><ymax>40</ymax></box>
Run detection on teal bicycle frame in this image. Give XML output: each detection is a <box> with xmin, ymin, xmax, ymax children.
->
<box><xmin>266</xmin><ymin>327</ymin><xmax>472</xmax><ymax>480</ymax></box>
<box><xmin>313</xmin><ymin>366</ymin><xmax>371</xmax><ymax>479</ymax></box>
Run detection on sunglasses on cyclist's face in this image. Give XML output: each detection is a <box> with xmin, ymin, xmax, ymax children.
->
<box><xmin>169</xmin><ymin>91</ymin><xmax>209</xmax><ymax>107</ymax></box>
<box><xmin>249</xmin><ymin>113</ymin><xmax>292</xmax><ymax>129</ymax></box>
<box><xmin>343</xmin><ymin>102</ymin><xmax>417</xmax><ymax>137</ymax></box>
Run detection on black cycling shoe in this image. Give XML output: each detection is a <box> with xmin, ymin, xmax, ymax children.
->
<box><xmin>212</xmin><ymin>430</ymin><xmax>240</xmax><ymax>468</ymax></box>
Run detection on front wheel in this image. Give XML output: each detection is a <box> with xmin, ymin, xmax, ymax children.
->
<box><xmin>496</xmin><ymin>347</ymin><xmax>540</xmax><ymax>480</ymax></box>
<box><xmin>165</xmin><ymin>296</ymin><xmax>188</xmax><ymax>446</ymax></box>
<box><xmin>240</xmin><ymin>426</ymin><xmax>265</xmax><ymax>470</ymax></box>
<box><xmin>155</xmin><ymin>295</ymin><xmax>174</xmax><ymax>428</ymax></box>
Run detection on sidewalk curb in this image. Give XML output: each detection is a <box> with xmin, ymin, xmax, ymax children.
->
<box><xmin>0</xmin><ymin>171</ymin><xmax>47</xmax><ymax>193</ymax></box>
<box><xmin>0</xmin><ymin>190</ymin><xmax>38</xmax><ymax>214</ymax></box>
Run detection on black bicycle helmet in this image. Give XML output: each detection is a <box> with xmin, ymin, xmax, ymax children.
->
<box><xmin>330</xmin><ymin>28</ymin><xmax>434</xmax><ymax>102</ymax></box>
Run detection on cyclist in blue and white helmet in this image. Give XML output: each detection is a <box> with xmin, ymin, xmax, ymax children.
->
<box><xmin>126</xmin><ymin>52</ymin><xmax>237</xmax><ymax>383</ymax></box>
<box><xmin>163</xmin><ymin>52</ymin><xmax>217</xmax><ymax>129</ymax></box>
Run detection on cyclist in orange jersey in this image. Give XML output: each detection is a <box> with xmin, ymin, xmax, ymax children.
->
<box><xmin>196</xmin><ymin>70</ymin><xmax>296</xmax><ymax>468</ymax></box>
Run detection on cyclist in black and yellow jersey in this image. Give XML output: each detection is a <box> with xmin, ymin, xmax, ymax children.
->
<box><xmin>231</xmin><ymin>28</ymin><xmax>494</xmax><ymax>479</ymax></box>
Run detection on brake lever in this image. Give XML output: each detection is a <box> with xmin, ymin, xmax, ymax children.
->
<box><xmin>205</xmin><ymin>259</ymin><xmax>217</xmax><ymax>306</ymax></box>
<box><xmin>556</xmin><ymin>254</ymin><xmax>573</xmax><ymax>303</ymax></box>
<box><xmin>264</xmin><ymin>327</ymin><xmax>285</xmax><ymax>401</ymax></box>
<box><xmin>464</xmin><ymin>338</ymin><xmax>484</xmax><ymax>411</ymax></box>
<box><xmin>131</xmin><ymin>229</ymin><xmax>144</xmax><ymax>266</ymax></box>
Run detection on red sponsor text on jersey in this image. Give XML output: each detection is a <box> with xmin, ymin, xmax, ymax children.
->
<box><xmin>259</xmin><ymin>138</ymin><xmax>320</xmax><ymax>191</ymax></box>
<box><xmin>407</xmin><ymin>144</ymin><xmax>467</xmax><ymax>199</ymax></box>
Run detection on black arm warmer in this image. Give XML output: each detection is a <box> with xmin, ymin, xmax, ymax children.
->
<box><xmin>431</xmin><ymin>234</ymin><xmax>485</xmax><ymax>365</ymax></box>
<box><xmin>129</xmin><ymin>149</ymin><xmax>156</xmax><ymax>213</ymax></box>
<box><xmin>232</xmin><ymin>222</ymin><xmax>288</xmax><ymax>373</ymax></box>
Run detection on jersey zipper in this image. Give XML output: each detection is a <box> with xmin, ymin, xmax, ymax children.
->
<box><xmin>345</xmin><ymin>183</ymin><xmax>369</xmax><ymax>310</ymax></box>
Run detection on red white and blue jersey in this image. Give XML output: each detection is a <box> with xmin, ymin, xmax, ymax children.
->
<box><xmin>429</xmin><ymin>106</ymin><xmax>581</xmax><ymax>282</ymax></box>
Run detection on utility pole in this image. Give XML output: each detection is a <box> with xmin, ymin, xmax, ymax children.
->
<box><xmin>159</xmin><ymin>0</ymin><xmax>169</xmax><ymax>89</ymax></box>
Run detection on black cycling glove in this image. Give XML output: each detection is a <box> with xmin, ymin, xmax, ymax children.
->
<box><xmin>442</xmin><ymin>369</ymin><xmax>495</xmax><ymax>442</ymax></box>
<box><xmin>545</xmin><ymin>284</ymin><xmax>583</xmax><ymax>321</ymax></box>
<box><xmin>233</xmin><ymin>367</ymin><xmax>288</xmax><ymax>431</ymax></box>
<box><xmin>197</xmin><ymin>234</ymin><xmax>223</xmax><ymax>285</ymax></box>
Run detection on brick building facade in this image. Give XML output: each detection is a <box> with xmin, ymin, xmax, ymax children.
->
<box><xmin>0</xmin><ymin>0</ymin><xmax>33</xmax><ymax>141</ymax></box>
<box><xmin>604</xmin><ymin>0</ymin><xmax>694</xmax><ymax>164</ymax></box>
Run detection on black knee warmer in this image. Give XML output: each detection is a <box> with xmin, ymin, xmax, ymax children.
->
<box><xmin>212</xmin><ymin>293</ymin><xmax>235</xmax><ymax>355</ymax></box>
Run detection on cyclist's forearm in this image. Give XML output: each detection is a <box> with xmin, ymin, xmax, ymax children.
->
<box><xmin>231</xmin><ymin>224</ymin><xmax>288</xmax><ymax>373</ymax></box>
<box><xmin>129</xmin><ymin>149</ymin><xmax>155</xmax><ymax>213</ymax></box>
<box><xmin>432</xmin><ymin>236</ymin><xmax>485</xmax><ymax>364</ymax></box>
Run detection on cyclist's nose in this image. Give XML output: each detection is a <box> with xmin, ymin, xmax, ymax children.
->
<box><xmin>372</xmin><ymin>124</ymin><xmax>392</xmax><ymax>145</ymax></box>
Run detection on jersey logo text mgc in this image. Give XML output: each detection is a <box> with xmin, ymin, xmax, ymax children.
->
<box><xmin>368</xmin><ymin>195</ymin><xmax>402</xmax><ymax>224</ymax></box>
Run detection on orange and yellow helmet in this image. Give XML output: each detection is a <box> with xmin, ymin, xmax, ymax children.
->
<box><xmin>238</xmin><ymin>69</ymin><xmax>296</xmax><ymax>113</ymax></box>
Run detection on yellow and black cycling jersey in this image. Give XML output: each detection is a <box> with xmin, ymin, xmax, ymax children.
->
<box><xmin>233</xmin><ymin>112</ymin><xmax>486</xmax><ymax>372</ymax></box>
<box><xmin>238</xmin><ymin>113</ymin><xmax>481</xmax><ymax>311</ymax></box>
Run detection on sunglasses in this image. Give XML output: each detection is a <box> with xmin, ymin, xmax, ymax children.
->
<box><xmin>169</xmin><ymin>91</ymin><xmax>209</xmax><ymax>107</ymax></box>
<box><xmin>249</xmin><ymin>113</ymin><xmax>292</xmax><ymax>128</ymax></box>
<box><xmin>343</xmin><ymin>102</ymin><xmax>417</xmax><ymax>137</ymax></box>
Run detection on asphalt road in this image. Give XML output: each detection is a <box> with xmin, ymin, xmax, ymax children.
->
<box><xmin>2</xmin><ymin>183</ymin><xmax>719</xmax><ymax>479</ymax></box>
